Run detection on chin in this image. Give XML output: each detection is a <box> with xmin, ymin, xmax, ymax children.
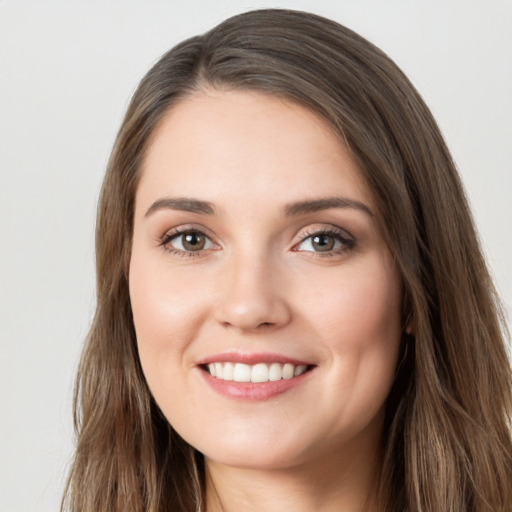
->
<box><xmin>180</xmin><ymin>423</ymin><xmax>307</xmax><ymax>471</ymax></box>
<box><xmin>203</xmin><ymin>445</ymin><xmax>305</xmax><ymax>471</ymax></box>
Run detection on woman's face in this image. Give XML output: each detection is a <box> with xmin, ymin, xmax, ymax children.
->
<box><xmin>130</xmin><ymin>89</ymin><xmax>403</xmax><ymax>470</ymax></box>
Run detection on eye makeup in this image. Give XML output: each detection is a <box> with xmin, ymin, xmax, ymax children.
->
<box><xmin>157</xmin><ymin>222</ymin><xmax>356</xmax><ymax>259</ymax></box>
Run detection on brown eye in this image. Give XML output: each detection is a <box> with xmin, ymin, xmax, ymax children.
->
<box><xmin>163</xmin><ymin>230</ymin><xmax>216</xmax><ymax>253</ymax></box>
<box><xmin>311</xmin><ymin>234</ymin><xmax>335</xmax><ymax>252</ymax></box>
<box><xmin>182</xmin><ymin>232</ymin><xmax>206</xmax><ymax>251</ymax></box>
<box><xmin>295</xmin><ymin>229</ymin><xmax>354</xmax><ymax>255</ymax></box>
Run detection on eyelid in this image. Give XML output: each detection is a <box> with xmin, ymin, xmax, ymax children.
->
<box><xmin>295</xmin><ymin>224</ymin><xmax>353</xmax><ymax>241</ymax></box>
<box><xmin>292</xmin><ymin>225</ymin><xmax>355</xmax><ymax>254</ymax></box>
<box><xmin>157</xmin><ymin>223</ymin><xmax>354</xmax><ymax>257</ymax></box>
<box><xmin>159</xmin><ymin>225</ymin><xmax>220</xmax><ymax>256</ymax></box>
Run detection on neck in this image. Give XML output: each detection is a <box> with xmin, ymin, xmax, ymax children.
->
<box><xmin>204</xmin><ymin>423</ymin><xmax>383</xmax><ymax>512</ymax></box>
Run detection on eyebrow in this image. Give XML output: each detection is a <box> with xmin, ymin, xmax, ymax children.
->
<box><xmin>145</xmin><ymin>197</ymin><xmax>216</xmax><ymax>217</ymax></box>
<box><xmin>144</xmin><ymin>195</ymin><xmax>373</xmax><ymax>218</ymax></box>
<box><xmin>284</xmin><ymin>197</ymin><xmax>373</xmax><ymax>217</ymax></box>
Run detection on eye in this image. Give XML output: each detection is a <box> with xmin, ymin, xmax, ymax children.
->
<box><xmin>295</xmin><ymin>229</ymin><xmax>354</xmax><ymax>254</ymax></box>
<box><xmin>161</xmin><ymin>229</ymin><xmax>217</xmax><ymax>254</ymax></box>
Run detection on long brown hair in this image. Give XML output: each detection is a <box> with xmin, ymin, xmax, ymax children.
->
<box><xmin>62</xmin><ymin>9</ymin><xmax>512</xmax><ymax>512</ymax></box>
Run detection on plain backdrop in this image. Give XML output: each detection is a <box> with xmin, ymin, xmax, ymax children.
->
<box><xmin>1</xmin><ymin>1</ymin><xmax>511</xmax><ymax>511</ymax></box>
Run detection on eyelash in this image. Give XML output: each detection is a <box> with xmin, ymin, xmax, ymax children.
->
<box><xmin>159</xmin><ymin>227</ymin><xmax>217</xmax><ymax>258</ymax></box>
<box><xmin>293</xmin><ymin>227</ymin><xmax>355</xmax><ymax>257</ymax></box>
<box><xmin>159</xmin><ymin>226</ymin><xmax>355</xmax><ymax>258</ymax></box>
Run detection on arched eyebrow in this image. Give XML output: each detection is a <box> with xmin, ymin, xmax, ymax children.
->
<box><xmin>145</xmin><ymin>197</ymin><xmax>216</xmax><ymax>217</ymax></box>
<box><xmin>284</xmin><ymin>197</ymin><xmax>373</xmax><ymax>217</ymax></box>
<box><xmin>144</xmin><ymin>196</ymin><xmax>373</xmax><ymax>218</ymax></box>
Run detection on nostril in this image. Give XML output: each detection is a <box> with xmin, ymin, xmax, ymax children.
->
<box><xmin>214</xmin><ymin>292</ymin><xmax>292</xmax><ymax>332</ymax></box>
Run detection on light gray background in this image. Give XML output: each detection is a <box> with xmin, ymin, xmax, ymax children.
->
<box><xmin>1</xmin><ymin>1</ymin><xmax>511</xmax><ymax>511</ymax></box>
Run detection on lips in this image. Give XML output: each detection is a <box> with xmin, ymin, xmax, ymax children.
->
<box><xmin>197</xmin><ymin>352</ymin><xmax>314</xmax><ymax>399</ymax></box>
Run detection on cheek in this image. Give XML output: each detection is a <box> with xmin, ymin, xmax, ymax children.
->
<box><xmin>297</xmin><ymin>256</ymin><xmax>402</xmax><ymax>409</ymax></box>
<box><xmin>300</xmin><ymin>257</ymin><xmax>402</xmax><ymax>347</ymax></box>
<box><xmin>128</xmin><ymin>251</ymin><xmax>207</xmax><ymax>370</ymax></box>
<box><xmin>128</xmin><ymin>254</ymin><xmax>210</xmax><ymax>427</ymax></box>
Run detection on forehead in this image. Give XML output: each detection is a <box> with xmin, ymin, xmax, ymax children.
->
<box><xmin>137</xmin><ymin>89</ymin><xmax>373</xmax><ymax>212</ymax></box>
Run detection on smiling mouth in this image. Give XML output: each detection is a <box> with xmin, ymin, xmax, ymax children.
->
<box><xmin>203</xmin><ymin>362</ymin><xmax>312</xmax><ymax>383</ymax></box>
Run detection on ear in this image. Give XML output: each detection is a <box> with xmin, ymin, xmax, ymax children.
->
<box><xmin>404</xmin><ymin>311</ymin><xmax>415</xmax><ymax>336</ymax></box>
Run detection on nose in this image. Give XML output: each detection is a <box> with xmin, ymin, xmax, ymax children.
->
<box><xmin>213</xmin><ymin>252</ymin><xmax>292</xmax><ymax>332</ymax></box>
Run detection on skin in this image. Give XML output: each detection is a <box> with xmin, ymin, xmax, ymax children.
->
<box><xmin>129</xmin><ymin>88</ymin><xmax>403</xmax><ymax>512</ymax></box>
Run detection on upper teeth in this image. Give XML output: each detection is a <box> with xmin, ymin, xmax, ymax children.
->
<box><xmin>207</xmin><ymin>362</ymin><xmax>308</xmax><ymax>383</ymax></box>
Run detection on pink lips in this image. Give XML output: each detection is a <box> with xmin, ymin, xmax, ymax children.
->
<box><xmin>197</xmin><ymin>352</ymin><xmax>314</xmax><ymax>401</ymax></box>
<box><xmin>197</xmin><ymin>351</ymin><xmax>311</xmax><ymax>366</ymax></box>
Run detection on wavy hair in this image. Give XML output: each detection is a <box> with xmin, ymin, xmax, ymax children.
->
<box><xmin>62</xmin><ymin>9</ymin><xmax>512</xmax><ymax>512</ymax></box>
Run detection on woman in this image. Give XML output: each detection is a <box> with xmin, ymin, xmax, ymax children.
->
<box><xmin>62</xmin><ymin>9</ymin><xmax>512</xmax><ymax>512</ymax></box>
